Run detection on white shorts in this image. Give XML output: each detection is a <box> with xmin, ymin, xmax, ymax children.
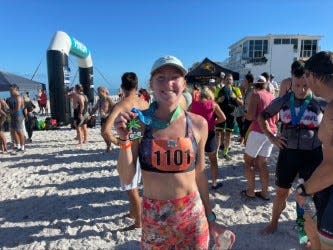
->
<box><xmin>245</xmin><ymin>131</ymin><xmax>274</xmax><ymax>158</ymax></box>
<box><xmin>120</xmin><ymin>161</ymin><xmax>142</xmax><ymax>191</ymax></box>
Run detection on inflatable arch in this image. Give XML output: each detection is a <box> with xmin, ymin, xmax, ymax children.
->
<box><xmin>47</xmin><ymin>31</ymin><xmax>94</xmax><ymax>125</ymax></box>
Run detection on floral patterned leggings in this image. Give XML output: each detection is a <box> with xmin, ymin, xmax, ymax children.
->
<box><xmin>141</xmin><ymin>191</ymin><xmax>209</xmax><ymax>250</ymax></box>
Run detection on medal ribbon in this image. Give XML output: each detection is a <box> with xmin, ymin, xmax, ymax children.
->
<box><xmin>290</xmin><ymin>93</ymin><xmax>312</xmax><ymax>126</ymax></box>
<box><xmin>131</xmin><ymin>102</ymin><xmax>183</xmax><ymax>129</ymax></box>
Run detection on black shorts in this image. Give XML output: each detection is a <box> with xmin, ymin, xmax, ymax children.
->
<box><xmin>100</xmin><ymin>116</ymin><xmax>109</xmax><ymax>127</ymax></box>
<box><xmin>313</xmin><ymin>185</ymin><xmax>333</xmax><ymax>242</ymax></box>
<box><xmin>275</xmin><ymin>146</ymin><xmax>323</xmax><ymax>189</ymax></box>
<box><xmin>205</xmin><ymin>130</ymin><xmax>217</xmax><ymax>153</ymax></box>
<box><xmin>216</xmin><ymin>113</ymin><xmax>235</xmax><ymax>132</ymax></box>
<box><xmin>73</xmin><ymin>109</ymin><xmax>86</xmax><ymax>126</ymax></box>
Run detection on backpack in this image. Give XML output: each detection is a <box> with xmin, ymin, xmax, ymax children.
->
<box><xmin>45</xmin><ymin>117</ymin><xmax>58</xmax><ymax>130</ymax></box>
<box><xmin>86</xmin><ymin>115</ymin><xmax>96</xmax><ymax>128</ymax></box>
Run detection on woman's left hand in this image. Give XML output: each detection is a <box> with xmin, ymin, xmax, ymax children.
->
<box><xmin>209</xmin><ymin>221</ymin><xmax>236</xmax><ymax>249</ymax></box>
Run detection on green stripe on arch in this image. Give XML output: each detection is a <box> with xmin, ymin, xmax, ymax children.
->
<box><xmin>70</xmin><ymin>36</ymin><xmax>90</xmax><ymax>58</ymax></box>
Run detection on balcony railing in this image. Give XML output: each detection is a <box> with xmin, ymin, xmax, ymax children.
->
<box><xmin>246</xmin><ymin>57</ymin><xmax>268</xmax><ymax>65</ymax></box>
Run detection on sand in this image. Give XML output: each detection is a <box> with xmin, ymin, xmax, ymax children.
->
<box><xmin>0</xmin><ymin>126</ymin><xmax>304</xmax><ymax>250</ymax></box>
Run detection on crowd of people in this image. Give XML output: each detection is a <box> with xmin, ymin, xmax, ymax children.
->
<box><xmin>113</xmin><ymin>53</ymin><xmax>333</xmax><ymax>249</ymax></box>
<box><xmin>1</xmin><ymin>51</ymin><xmax>333</xmax><ymax>249</ymax></box>
<box><xmin>0</xmin><ymin>86</ymin><xmax>49</xmax><ymax>154</ymax></box>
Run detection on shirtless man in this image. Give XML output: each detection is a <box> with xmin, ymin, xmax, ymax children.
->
<box><xmin>104</xmin><ymin>72</ymin><xmax>148</xmax><ymax>228</ymax></box>
<box><xmin>69</xmin><ymin>84</ymin><xmax>89</xmax><ymax>146</ymax></box>
<box><xmin>296</xmin><ymin>51</ymin><xmax>333</xmax><ymax>250</ymax></box>
<box><xmin>7</xmin><ymin>84</ymin><xmax>25</xmax><ymax>152</ymax></box>
<box><xmin>90</xmin><ymin>86</ymin><xmax>114</xmax><ymax>151</ymax></box>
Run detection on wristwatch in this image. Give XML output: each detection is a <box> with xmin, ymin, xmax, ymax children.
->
<box><xmin>297</xmin><ymin>183</ymin><xmax>310</xmax><ymax>197</ymax></box>
<box><xmin>207</xmin><ymin>211</ymin><xmax>217</xmax><ymax>222</ymax></box>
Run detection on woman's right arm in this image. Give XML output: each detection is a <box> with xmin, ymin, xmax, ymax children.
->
<box><xmin>213</xmin><ymin>102</ymin><xmax>226</xmax><ymax>124</ymax></box>
<box><xmin>258</xmin><ymin>96</ymin><xmax>287</xmax><ymax>149</ymax></box>
<box><xmin>115</xmin><ymin>111</ymin><xmax>138</xmax><ymax>185</ymax></box>
<box><xmin>89</xmin><ymin>101</ymin><xmax>99</xmax><ymax>116</ymax></box>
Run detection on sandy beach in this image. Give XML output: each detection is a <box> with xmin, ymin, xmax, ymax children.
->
<box><xmin>1</xmin><ymin>125</ymin><xmax>304</xmax><ymax>250</ymax></box>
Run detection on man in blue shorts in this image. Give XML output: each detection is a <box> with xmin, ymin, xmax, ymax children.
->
<box><xmin>7</xmin><ymin>84</ymin><xmax>25</xmax><ymax>152</ymax></box>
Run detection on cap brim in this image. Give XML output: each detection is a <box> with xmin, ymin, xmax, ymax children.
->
<box><xmin>151</xmin><ymin>64</ymin><xmax>187</xmax><ymax>76</ymax></box>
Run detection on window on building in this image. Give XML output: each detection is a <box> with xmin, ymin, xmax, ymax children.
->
<box><xmin>242</xmin><ymin>39</ymin><xmax>268</xmax><ymax>59</ymax></box>
<box><xmin>254</xmin><ymin>51</ymin><xmax>262</xmax><ymax>58</ymax></box>
<box><xmin>263</xmin><ymin>40</ymin><xmax>268</xmax><ymax>54</ymax></box>
<box><xmin>242</xmin><ymin>41</ymin><xmax>249</xmax><ymax>58</ymax></box>
<box><xmin>274</xmin><ymin>39</ymin><xmax>282</xmax><ymax>44</ymax></box>
<box><xmin>291</xmin><ymin>39</ymin><xmax>298</xmax><ymax>49</ymax></box>
<box><xmin>300</xmin><ymin>40</ymin><xmax>318</xmax><ymax>58</ymax></box>
<box><xmin>282</xmin><ymin>39</ymin><xmax>290</xmax><ymax>44</ymax></box>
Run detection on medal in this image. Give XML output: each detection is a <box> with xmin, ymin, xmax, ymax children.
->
<box><xmin>127</xmin><ymin>117</ymin><xmax>143</xmax><ymax>141</ymax></box>
<box><xmin>131</xmin><ymin>102</ymin><xmax>183</xmax><ymax>130</ymax></box>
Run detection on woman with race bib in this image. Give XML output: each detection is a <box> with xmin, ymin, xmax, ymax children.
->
<box><xmin>114</xmin><ymin>55</ymin><xmax>235</xmax><ymax>249</ymax></box>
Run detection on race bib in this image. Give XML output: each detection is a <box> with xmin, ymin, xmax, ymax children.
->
<box><xmin>151</xmin><ymin>137</ymin><xmax>195</xmax><ymax>172</ymax></box>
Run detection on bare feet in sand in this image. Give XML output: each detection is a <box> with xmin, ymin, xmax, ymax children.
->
<box><xmin>120</xmin><ymin>223</ymin><xmax>141</xmax><ymax>231</ymax></box>
<box><xmin>261</xmin><ymin>223</ymin><xmax>277</xmax><ymax>235</ymax></box>
<box><xmin>125</xmin><ymin>213</ymin><xmax>135</xmax><ymax>219</ymax></box>
<box><xmin>123</xmin><ymin>213</ymin><xmax>141</xmax><ymax>229</ymax></box>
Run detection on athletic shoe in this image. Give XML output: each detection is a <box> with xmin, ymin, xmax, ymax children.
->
<box><xmin>223</xmin><ymin>154</ymin><xmax>232</xmax><ymax>161</ymax></box>
<box><xmin>16</xmin><ymin>148</ymin><xmax>25</xmax><ymax>154</ymax></box>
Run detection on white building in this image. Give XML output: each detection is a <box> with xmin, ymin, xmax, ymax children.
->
<box><xmin>223</xmin><ymin>34</ymin><xmax>321</xmax><ymax>83</ymax></box>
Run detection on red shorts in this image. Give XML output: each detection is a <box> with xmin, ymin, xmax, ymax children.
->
<box><xmin>141</xmin><ymin>191</ymin><xmax>209</xmax><ymax>249</ymax></box>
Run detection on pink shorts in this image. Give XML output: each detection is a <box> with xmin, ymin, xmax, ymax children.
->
<box><xmin>141</xmin><ymin>191</ymin><xmax>209</xmax><ymax>249</ymax></box>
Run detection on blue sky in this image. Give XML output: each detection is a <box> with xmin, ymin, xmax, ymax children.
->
<box><xmin>0</xmin><ymin>0</ymin><xmax>332</xmax><ymax>95</ymax></box>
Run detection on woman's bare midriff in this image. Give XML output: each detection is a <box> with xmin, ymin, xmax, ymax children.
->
<box><xmin>142</xmin><ymin>170</ymin><xmax>198</xmax><ymax>200</ymax></box>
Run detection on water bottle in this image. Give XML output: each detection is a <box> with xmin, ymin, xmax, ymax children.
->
<box><xmin>303</xmin><ymin>197</ymin><xmax>317</xmax><ymax>218</ymax></box>
<box><xmin>212</xmin><ymin>230</ymin><xmax>233</xmax><ymax>250</ymax></box>
<box><xmin>297</xmin><ymin>178</ymin><xmax>316</xmax><ymax>218</ymax></box>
